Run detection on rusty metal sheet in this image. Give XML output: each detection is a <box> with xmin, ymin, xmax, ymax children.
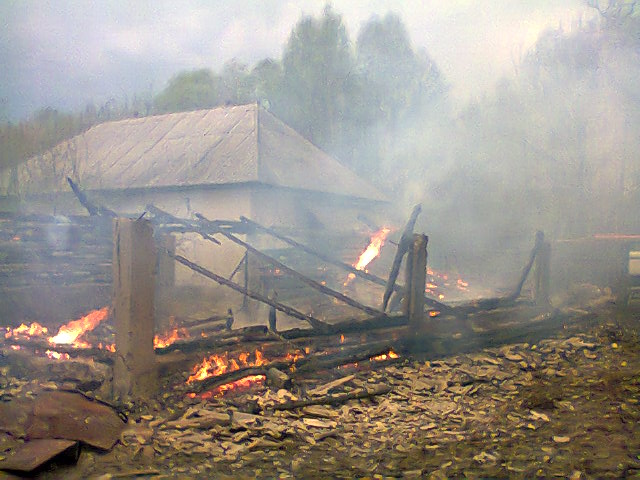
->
<box><xmin>27</xmin><ymin>391</ymin><xmax>125</xmax><ymax>450</ymax></box>
<box><xmin>0</xmin><ymin>439</ymin><xmax>78</xmax><ymax>472</ymax></box>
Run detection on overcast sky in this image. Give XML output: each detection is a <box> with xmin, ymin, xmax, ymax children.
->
<box><xmin>0</xmin><ymin>0</ymin><xmax>594</xmax><ymax>122</ymax></box>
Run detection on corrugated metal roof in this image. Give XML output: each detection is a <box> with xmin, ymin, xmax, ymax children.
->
<box><xmin>6</xmin><ymin>104</ymin><xmax>386</xmax><ymax>202</ymax></box>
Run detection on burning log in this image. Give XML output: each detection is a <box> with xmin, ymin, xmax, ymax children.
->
<box><xmin>154</xmin><ymin>325</ymin><xmax>273</xmax><ymax>355</ymax></box>
<box><xmin>292</xmin><ymin>343</ymin><xmax>395</xmax><ymax>375</ymax></box>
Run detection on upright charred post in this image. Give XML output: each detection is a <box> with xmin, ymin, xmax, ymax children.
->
<box><xmin>404</xmin><ymin>234</ymin><xmax>428</xmax><ymax>328</ymax></box>
<box><xmin>112</xmin><ymin>217</ymin><xmax>157</xmax><ymax>400</ymax></box>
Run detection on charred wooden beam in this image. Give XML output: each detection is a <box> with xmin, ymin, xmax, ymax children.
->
<box><xmin>292</xmin><ymin>342</ymin><xmax>393</xmax><ymax>375</ymax></box>
<box><xmin>145</xmin><ymin>205</ymin><xmax>221</xmax><ymax>245</ymax></box>
<box><xmin>154</xmin><ymin>325</ymin><xmax>273</xmax><ymax>355</ymax></box>
<box><xmin>508</xmin><ymin>230</ymin><xmax>545</xmax><ymax>301</ymax></box>
<box><xmin>280</xmin><ymin>314</ymin><xmax>407</xmax><ymax>339</ymax></box>
<box><xmin>167</xmin><ymin>252</ymin><xmax>329</xmax><ymax>331</ymax></box>
<box><xmin>186</xmin><ymin>342</ymin><xmax>393</xmax><ymax>393</ymax></box>
<box><xmin>239</xmin><ymin>216</ymin><xmax>450</xmax><ymax>313</ymax></box>
<box><xmin>196</xmin><ymin>213</ymin><xmax>386</xmax><ymax>318</ymax></box>
<box><xmin>66</xmin><ymin>177</ymin><xmax>116</xmax><ymax>218</ymax></box>
<box><xmin>382</xmin><ymin>205</ymin><xmax>422</xmax><ymax>311</ymax></box>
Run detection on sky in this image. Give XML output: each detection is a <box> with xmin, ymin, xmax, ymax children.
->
<box><xmin>0</xmin><ymin>0</ymin><xmax>594</xmax><ymax>122</ymax></box>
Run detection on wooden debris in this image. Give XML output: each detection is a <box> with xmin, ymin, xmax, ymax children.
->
<box><xmin>265</xmin><ymin>368</ymin><xmax>291</xmax><ymax>389</ymax></box>
<box><xmin>271</xmin><ymin>385</ymin><xmax>392</xmax><ymax>411</ymax></box>
<box><xmin>0</xmin><ymin>439</ymin><xmax>79</xmax><ymax>473</ymax></box>
<box><xmin>27</xmin><ymin>391</ymin><xmax>126</xmax><ymax>450</ymax></box>
<box><xmin>382</xmin><ymin>204</ymin><xmax>422</xmax><ymax>311</ymax></box>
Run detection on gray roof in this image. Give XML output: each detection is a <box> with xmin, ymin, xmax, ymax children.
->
<box><xmin>4</xmin><ymin>104</ymin><xmax>386</xmax><ymax>202</ymax></box>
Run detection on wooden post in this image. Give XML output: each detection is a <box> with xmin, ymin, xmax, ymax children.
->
<box><xmin>112</xmin><ymin>218</ymin><xmax>157</xmax><ymax>400</ymax></box>
<box><xmin>534</xmin><ymin>240</ymin><xmax>551</xmax><ymax>307</ymax></box>
<box><xmin>404</xmin><ymin>234</ymin><xmax>428</xmax><ymax>327</ymax></box>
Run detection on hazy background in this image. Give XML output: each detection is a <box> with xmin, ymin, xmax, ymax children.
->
<box><xmin>1</xmin><ymin>0</ymin><xmax>639</xmax><ymax>288</ymax></box>
<box><xmin>1</xmin><ymin>0</ymin><xmax>593</xmax><ymax>121</ymax></box>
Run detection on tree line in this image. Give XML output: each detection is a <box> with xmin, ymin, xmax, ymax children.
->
<box><xmin>1</xmin><ymin>1</ymin><xmax>639</xmax><ymax>246</ymax></box>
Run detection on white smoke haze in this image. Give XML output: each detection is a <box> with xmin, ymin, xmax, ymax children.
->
<box><xmin>0</xmin><ymin>0</ymin><xmax>594</xmax><ymax>121</ymax></box>
<box><xmin>2</xmin><ymin>1</ymin><xmax>638</xmax><ymax>294</ymax></box>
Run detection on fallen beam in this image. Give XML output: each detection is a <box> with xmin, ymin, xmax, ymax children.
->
<box><xmin>196</xmin><ymin>213</ymin><xmax>386</xmax><ymax>318</ymax></box>
<box><xmin>239</xmin><ymin>216</ymin><xmax>451</xmax><ymax>313</ymax></box>
<box><xmin>66</xmin><ymin>177</ymin><xmax>117</xmax><ymax>218</ymax></box>
<box><xmin>168</xmin><ymin>252</ymin><xmax>329</xmax><ymax>331</ymax></box>
<box><xmin>383</xmin><ymin>205</ymin><xmax>422</xmax><ymax>311</ymax></box>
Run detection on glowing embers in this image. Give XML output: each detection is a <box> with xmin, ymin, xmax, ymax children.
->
<box><xmin>45</xmin><ymin>350</ymin><xmax>70</xmax><ymax>360</ymax></box>
<box><xmin>425</xmin><ymin>268</ymin><xmax>470</xmax><ymax>301</ymax></box>
<box><xmin>48</xmin><ymin>306</ymin><xmax>110</xmax><ymax>348</ymax></box>
<box><xmin>344</xmin><ymin>227</ymin><xmax>392</xmax><ymax>286</ymax></box>
<box><xmin>187</xmin><ymin>349</ymin><xmax>267</xmax><ymax>384</ymax></box>
<box><xmin>154</xmin><ymin>327</ymin><xmax>189</xmax><ymax>349</ymax></box>
<box><xmin>5</xmin><ymin>322</ymin><xmax>48</xmax><ymax>339</ymax></box>
<box><xmin>187</xmin><ymin>375</ymin><xmax>267</xmax><ymax>399</ymax></box>
<box><xmin>371</xmin><ymin>350</ymin><xmax>399</xmax><ymax>362</ymax></box>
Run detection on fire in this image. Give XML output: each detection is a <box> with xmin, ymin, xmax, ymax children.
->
<box><xmin>344</xmin><ymin>227</ymin><xmax>392</xmax><ymax>287</ymax></box>
<box><xmin>371</xmin><ymin>350</ymin><xmax>399</xmax><ymax>362</ymax></box>
<box><xmin>429</xmin><ymin>311</ymin><xmax>441</xmax><ymax>317</ymax></box>
<box><xmin>187</xmin><ymin>374</ymin><xmax>267</xmax><ymax>399</ymax></box>
<box><xmin>425</xmin><ymin>268</ymin><xmax>471</xmax><ymax>300</ymax></box>
<box><xmin>98</xmin><ymin>342</ymin><xmax>116</xmax><ymax>352</ymax></box>
<box><xmin>46</xmin><ymin>350</ymin><xmax>70</xmax><ymax>360</ymax></box>
<box><xmin>354</xmin><ymin>227</ymin><xmax>391</xmax><ymax>271</ymax></box>
<box><xmin>154</xmin><ymin>327</ymin><xmax>189</xmax><ymax>349</ymax></box>
<box><xmin>186</xmin><ymin>349</ymin><xmax>268</xmax><ymax>384</ymax></box>
<box><xmin>48</xmin><ymin>306</ymin><xmax>110</xmax><ymax>348</ymax></box>
<box><xmin>5</xmin><ymin>322</ymin><xmax>48</xmax><ymax>339</ymax></box>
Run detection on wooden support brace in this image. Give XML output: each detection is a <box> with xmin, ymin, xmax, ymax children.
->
<box><xmin>112</xmin><ymin>218</ymin><xmax>157</xmax><ymax>400</ymax></box>
<box><xmin>404</xmin><ymin>234</ymin><xmax>428</xmax><ymax>328</ymax></box>
<box><xmin>534</xmin><ymin>241</ymin><xmax>551</xmax><ymax>307</ymax></box>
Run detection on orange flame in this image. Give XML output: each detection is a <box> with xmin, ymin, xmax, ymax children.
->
<box><xmin>5</xmin><ymin>322</ymin><xmax>48</xmax><ymax>339</ymax></box>
<box><xmin>371</xmin><ymin>350</ymin><xmax>399</xmax><ymax>362</ymax></box>
<box><xmin>354</xmin><ymin>227</ymin><xmax>391</xmax><ymax>271</ymax></box>
<box><xmin>48</xmin><ymin>307</ymin><xmax>110</xmax><ymax>348</ymax></box>
<box><xmin>188</xmin><ymin>374</ymin><xmax>267</xmax><ymax>399</ymax></box>
<box><xmin>154</xmin><ymin>327</ymin><xmax>189</xmax><ymax>349</ymax></box>
<box><xmin>46</xmin><ymin>350</ymin><xmax>70</xmax><ymax>360</ymax></box>
<box><xmin>344</xmin><ymin>227</ymin><xmax>392</xmax><ymax>287</ymax></box>
<box><xmin>186</xmin><ymin>349</ymin><xmax>268</xmax><ymax>384</ymax></box>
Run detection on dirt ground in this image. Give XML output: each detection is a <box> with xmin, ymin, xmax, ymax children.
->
<box><xmin>1</xmin><ymin>304</ymin><xmax>639</xmax><ymax>479</ymax></box>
